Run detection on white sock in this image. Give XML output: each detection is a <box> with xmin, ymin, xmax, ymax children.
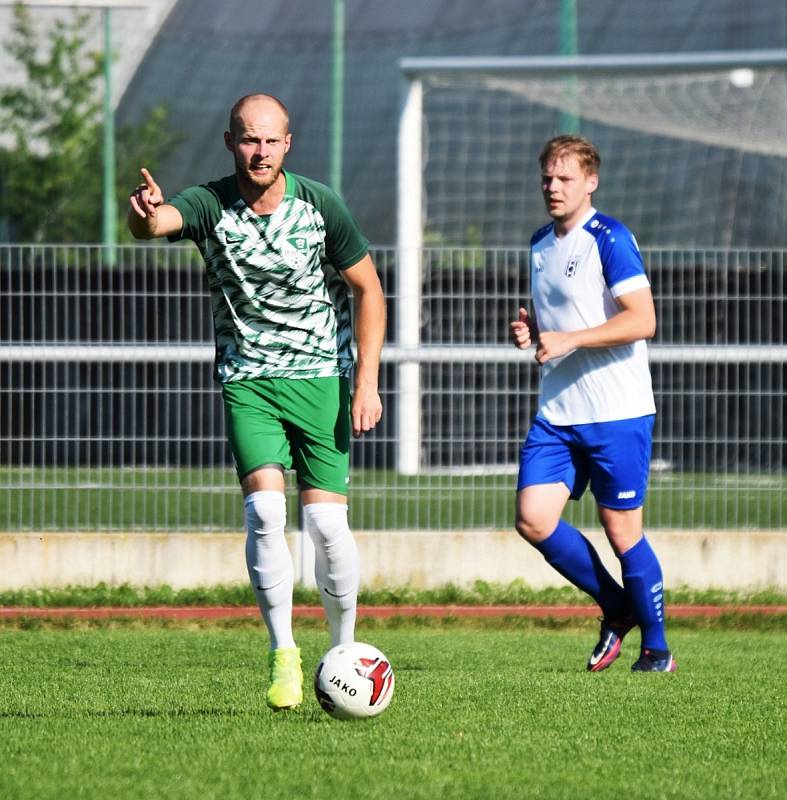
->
<box><xmin>303</xmin><ymin>502</ymin><xmax>360</xmax><ymax>646</ymax></box>
<box><xmin>244</xmin><ymin>491</ymin><xmax>296</xmax><ymax>650</ymax></box>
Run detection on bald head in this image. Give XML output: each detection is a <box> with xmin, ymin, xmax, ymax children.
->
<box><xmin>228</xmin><ymin>94</ymin><xmax>290</xmax><ymax>138</ymax></box>
<box><xmin>224</xmin><ymin>93</ymin><xmax>292</xmax><ymax>195</ymax></box>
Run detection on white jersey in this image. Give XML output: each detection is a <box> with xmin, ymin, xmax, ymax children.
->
<box><xmin>529</xmin><ymin>207</ymin><xmax>656</xmax><ymax>425</ymax></box>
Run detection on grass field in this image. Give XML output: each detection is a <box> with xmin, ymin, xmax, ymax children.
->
<box><xmin>2</xmin><ymin>467</ymin><xmax>787</xmax><ymax>530</ymax></box>
<box><xmin>2</xmin><ymin>580</ymin><xmax>786</xmax><ymax>609</ymax></box>
<box><xmin>1</xmin><ymin>621</ymin><xmax>785</xmax><ymax>800</ymax></box>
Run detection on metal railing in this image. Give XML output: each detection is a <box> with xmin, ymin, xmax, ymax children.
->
<box><xmin>1</xmin><ymin>244</ymin><xmax>785</xmax><ymax>531</ymax></box>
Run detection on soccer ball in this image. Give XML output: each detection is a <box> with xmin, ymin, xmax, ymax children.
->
<box><xmin>314</xmin><ymin>642</ymin><xmax>395</xmax><ymax>720</ymax></box>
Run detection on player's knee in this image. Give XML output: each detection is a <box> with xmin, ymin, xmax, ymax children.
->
<box><xmin>515</xmin><ymin>514</ymin><xmax>551</xmax><ymax>545</ymax></box>
<box><xmin>245</xmin><ymin>490</ymin><xmax>287</xmax><ymax>534</ymax></box>
<box><xmin>303</xmin><ymin>502</ymin><xmax>350</xmax><ymax>547</ymax></box>
<box><xmin>599</xmin><ymin>507</ymin><xmax>643</xmax><ymax>555</ymax></box>
<box><xmin>605</xmin><ymin>526</ymin><xmax>643</xmax><ymax>557</ymax></box>
<box><xmin>303</xmin><ymin>503</ymin><xmax>358</xmax><ymax>598</ymax></box>
<box><xmin>243</xmin><ymin>491</ymin><xmax>291</xmax><ymax>590</ymax></box>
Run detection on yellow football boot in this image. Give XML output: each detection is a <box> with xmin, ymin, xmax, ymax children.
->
<box><xmin>266</xmin><ymin>647</ymin><xmax>303</xmax><ymax>710</ymax></box>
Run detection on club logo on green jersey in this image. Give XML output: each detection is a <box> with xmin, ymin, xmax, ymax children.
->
<box><xmin>284</xmin><ymin>236</ymin><xmax>311</xmax><ymax>269</ymax></box>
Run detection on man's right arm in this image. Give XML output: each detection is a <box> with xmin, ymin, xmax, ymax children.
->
<box><xmin>510</xmin><ymin>307</ymin><xmax>537</xmax><ymax>350</ymax></box>
<box><xmin>127</xmin><ymin>167</ymin><xmax>184</xmax><ymax>240</ymax></box>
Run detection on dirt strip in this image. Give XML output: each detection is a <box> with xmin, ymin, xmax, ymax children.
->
<box><xmin>0</xmin><ymin>604</ymin><xmax>785</xmax><ymax>619</ymax></box>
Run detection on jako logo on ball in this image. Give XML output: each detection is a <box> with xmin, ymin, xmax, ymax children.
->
<box><xmin>314</xmin><ymin>642</ymin><xmax>395</xmax><ymax>720</ymax></box>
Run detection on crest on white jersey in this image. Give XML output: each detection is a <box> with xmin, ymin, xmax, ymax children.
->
<box><xmin>565</xmin><ymin>256</ymin><xmax>579</xmax><ymax>277</ymax></box>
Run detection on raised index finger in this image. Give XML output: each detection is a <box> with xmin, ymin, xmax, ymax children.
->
<box><xmin>140</xmin><ymin>167</ymin><xmax>158</xmax><ymax>191</ymax></box>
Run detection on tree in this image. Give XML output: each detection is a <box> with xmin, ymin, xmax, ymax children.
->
<box><xmin>0</xmin><ymin>2</ymin><xmax>181</xmax><ymax>244</ymax></box>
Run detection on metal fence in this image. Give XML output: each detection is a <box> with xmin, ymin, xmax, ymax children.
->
<box><xmin>1</xmin><ymin>244</ymin><xmax>785</xmax><ymax>532</ymax></box>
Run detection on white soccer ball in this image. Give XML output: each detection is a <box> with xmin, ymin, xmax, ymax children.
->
<box><xmin>314</xmin><ymin>642</ymin><xmax>395</xmax><ymax>720</ymax></box>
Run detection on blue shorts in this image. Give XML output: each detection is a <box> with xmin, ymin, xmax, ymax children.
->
<box><xmin>517</xmin><ymin>415</ymin><xmax>655</xmax><ymax>510</ymax></box>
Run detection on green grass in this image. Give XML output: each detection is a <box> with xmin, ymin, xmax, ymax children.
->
<box><xmin>1</xmin><ymin>580</ymin><xmax>786</xmax><ymax>609</ymax></box>
<box><xmin>1</xmin><ymin>624</ymin><xmax>785</xmax><ymax>799</ymax></box>
<box><xmin>2</xmin><ymin>467</ymin><xmax>786</xmax><ymax>530</ymax></box>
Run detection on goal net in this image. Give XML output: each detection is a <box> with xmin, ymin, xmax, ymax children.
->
<box><xmin>394</xmin><ymin>53</ymin><xmax>787</xmax><ymax>480</ymax></box>
<box><xmin>401</xmin><ymin>52</ymin><xmax>787</xmax><ymax>249</ymax></box>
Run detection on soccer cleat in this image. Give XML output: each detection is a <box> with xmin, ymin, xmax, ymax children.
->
<box><xmin>631</xmin><ymin>648</ymin><xmax>677</xmax><ymax>673</ymax></box>
<box><xmin>587</xmin><ymin>616</ymin><xmax>636</xmax><ymax>672</ymax></box>
<box><xmin>266</xmin><ymin>647</ymin><xmax>303</xmax><ymax>710</ymax></box>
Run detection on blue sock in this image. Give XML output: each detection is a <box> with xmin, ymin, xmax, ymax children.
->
<box><xmin>619</xmin><ymin>536</ymin><xmax>669</xmax><ymax>651</ymax></box>
<box><xmin>535</xmin><ymin>520</ymin><xmax>629</xmax><ymax>620</ymax></box>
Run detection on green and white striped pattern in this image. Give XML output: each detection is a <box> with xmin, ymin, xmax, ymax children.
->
<box><xmin>169</xmin><ymin>171</ymin><xmax>368</xmax><ymax>382</ymax></box>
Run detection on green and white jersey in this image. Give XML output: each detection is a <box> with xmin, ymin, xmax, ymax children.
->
<box><xmin>167</xmin><ymin>170</ymin><xmax>368</xmax><ymax>382</ymax></box>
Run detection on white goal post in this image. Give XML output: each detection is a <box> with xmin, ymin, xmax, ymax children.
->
<box><xmin>395</xmin><ymin>50</ymin><xmax>787</xmax><ymax>476</ymax></box>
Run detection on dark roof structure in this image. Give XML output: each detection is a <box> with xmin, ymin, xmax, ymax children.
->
<box><xmin>117</xmin><ymin>0</ymin><xmax>787</xmax><ymax>246</ymax></box>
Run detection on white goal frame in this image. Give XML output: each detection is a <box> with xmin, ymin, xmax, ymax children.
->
<box><xmin>395</xmin><ymin>50</ymin><xmax>787</xmax><ymax>475</ymax></box>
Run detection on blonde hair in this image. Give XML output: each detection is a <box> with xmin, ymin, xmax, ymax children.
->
<box><xmin>539</xmin><ymin>135</ymin><xmax>600</xmax><ymax>175</ymax></box>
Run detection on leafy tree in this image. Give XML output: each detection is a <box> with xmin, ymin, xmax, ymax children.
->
<box><xmin>0</xmin><ymin>2</ymin><xmax>181</xmax><ymax>244</ymax></box>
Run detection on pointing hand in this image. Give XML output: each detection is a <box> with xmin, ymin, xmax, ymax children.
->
<box><xmin>129</xmin><ymin>168</ymin><xmax>164</xmax><ymax>219</ymax></box>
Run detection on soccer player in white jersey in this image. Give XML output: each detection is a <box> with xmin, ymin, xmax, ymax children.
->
<box><xmin>128</xmin><ymin>94</ymin><xmax>386</xmax><ymax>707</ymax></box>
<box><xmin>510</xmin><ymin>135</ymin><xmax>675</xmax><ymax>672</ymax></box>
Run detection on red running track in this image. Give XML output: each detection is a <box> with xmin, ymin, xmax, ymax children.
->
<box><xmin>0</xmin><ymin>605</ymin><xmax>785</xmax><ymax>619</ymax></box>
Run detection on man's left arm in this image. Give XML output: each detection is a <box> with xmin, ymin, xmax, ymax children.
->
<box><xmin>342</xmin><ymin>254</ymin><xmax>386</xmax><ymax>437</ymax></box>
<box><xmin>536</xmin><ymin>288</ymin><xmax>656</xmax><ymax>364</ymax></box>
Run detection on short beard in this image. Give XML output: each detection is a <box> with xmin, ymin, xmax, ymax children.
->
<box><xmin>236</xmin><ymin>155</ymin><xmax>281</xmax><ymax>192</ymax></box>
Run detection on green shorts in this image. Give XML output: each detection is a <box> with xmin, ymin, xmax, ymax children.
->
<box><xmin>221</xmin><ymin>375</ymin><xmax>351</xmax><ymax>494</ymax></box>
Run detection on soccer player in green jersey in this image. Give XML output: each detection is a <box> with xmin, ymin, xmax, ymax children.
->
<box><xmin>128</xmin><ymin>94</ymin><xmax>386</xmax><ymax>710</ymax></box>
